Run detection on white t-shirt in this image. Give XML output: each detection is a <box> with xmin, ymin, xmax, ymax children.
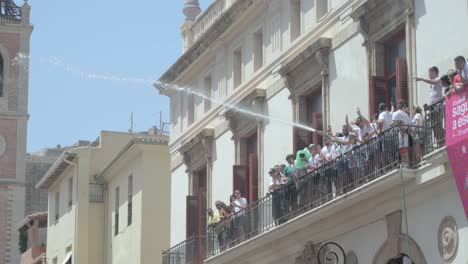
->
<box><xmin>234</xmin><ymin>197</ymin><xmax>248</xmax><ymax>213</ymax></box>
<box><xmin>378</xmin><ymin>111</ymin><xmax>393</xmax><ymax>132</ymax></box>
<box><xmin>412</xmin><ymin>113</ymin><xmax>423</xmax><ymax>126</ymax></box>
<box><xmin>269</xmin><ymin>176</ymin><xmax>282</xmax><ymax>191</ymax></box>
<box><xmin>339</xmin><ymin>135</ymin><xmax>352</xmax><ymax>153</ymax></box>
<box><xmin>321</xmin><ymin>144</ymin><xmax>336</xmax><ymax>160</ymax></box>
<box><xmin>429</xmin><ymin>78</ymin><xmax>444</xmax><ymax>104</ymax></box>
<box><xmin>461</xmin><ymin>62</ymin><xmax>468</xmax><ymax>80</ymax></box>
<box><xmin>392</xmin><ymin>110</ymin><xmax>411</xmax><ymax>125</ymax></box>
<box><xmin>353</xmin><ymin>125</ymin><xmax>372</xmax><ymax>142</ymax></box>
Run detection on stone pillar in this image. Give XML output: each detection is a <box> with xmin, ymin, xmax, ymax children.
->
<box><xmin>316</xmin><ymin>48</ymin><xmax>330</xmax><ymax>130</ymax></box>
<box><xmin>405</xmin><ymin>7</ymin><xmax>417</xmax><ymax>107</ymax></box>
<box><xmin>181</xmin><ymin>0</ymin><xmax>201</xmax><ymax>52</ymax></box>
<box><xmin>256</xmin><ymin>121</ymin><xmax>264</xmax><ymax>197</ymax></box>
<box><xmin>21</xmin><ymin>1</ymin><xmax>31</xmax><ymax>26</ymax></box>
<box><xmin>181</xmin><ymin>22</ymin><xmax>195</xmax><ymax>53</ymax></box>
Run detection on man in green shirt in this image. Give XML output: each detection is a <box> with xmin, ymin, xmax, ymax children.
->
<box><xmin>207</xmin><ymin>208</ymin><xmax>221</xmax><ymax>253</ymax></box>
<box><xmin>207</xmin><ymin>208</ymin><xmax>220</xmax><ymax>227</ymax></box>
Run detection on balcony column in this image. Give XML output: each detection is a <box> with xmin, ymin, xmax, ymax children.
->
<box><xmin>31</xmin><ymin>219</ymin><xmax>38</xmax><ymax>247</ymax></box>
<box><xmin>252</xmin><ymin>95</ymin><xmax>265</xmax><ymax>198</ymax></box>
<box><xmin>316</xmin><ymin>47</ymin><xmax>330</xmax><ymax>131</ymax></box>
<box><xmin>21</xmin><ymin>1</ymin><xmax>31</xmax><ymax>26</ymax></box>
<box><xmin>404</xmin><ymin>3</ymin><xmax>417</xmax><ymax>107</ymax></box>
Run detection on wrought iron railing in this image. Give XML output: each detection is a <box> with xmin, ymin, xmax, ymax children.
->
<box><xmin>0</xmin><ymin>0</ymin><xmax>22</xmax><ymax>23</ymax></box>
<box><xmin>162</xmin><ymin>236</ymin><xmax>200</xmax><ymax>264</ymax></box>
<box><xmin>163</xmin><ymin>101</ymin><xmax>447</xmax><ymax>262</ymax></box>
<box><xmin>89</xmin><ymin>183</ymin><xmax>104</xmax><ymax>203</ymax></box>
<box><xmin>192</xmin><ymin>0</ymin><xmax>227</xmax><ymax>42</ymax></box>
<box><xmin>423</xmin><ymin>98</ymin><xmax>445</xmax><ymax>154</ymax></box>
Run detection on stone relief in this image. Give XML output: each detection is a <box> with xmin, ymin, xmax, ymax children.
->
<box><xmin>0</xmin><ymin>134</ymin><xmax>5</xmax><ymax>157</ymax></box>
<box><xmin>438</xmin><ymin>216</ymin><xmax>458</xmax><ymax>261</ymax></box>
<box><xmin>346</xmin><ymin>251</ymin><xmax>358</xmax><ymax>264</ymax></box>
<box><xmin>295</xmin><ymin>241</ymin><xmax>329</xmax><ymax>264</ymax></box>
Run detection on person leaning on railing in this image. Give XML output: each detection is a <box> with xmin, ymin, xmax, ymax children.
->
<box><xmin>207</xmin><ymin>208</ymin><xmax>221</xmax><ymax>253</ymax></box>
<box><xmin>392</xmin><ymin>100</ymin><xmax>412</xmax><ymax>167</ymax></box>
<box><xmin>284</xmin><ymin>154</ymin><xmax>298</xmax><ymax>214</ymax></box>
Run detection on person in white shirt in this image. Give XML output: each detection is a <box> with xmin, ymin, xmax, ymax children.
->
<box><xmin>321</xmin><ymin>136</ymin><xmax>337</xmax><ymax>163</ymax></box>
<box><xmin>233</xmin><ymin>189</ymin><xmax>248</xmax><ymax>240</ymax></box>
<box><xmin>392</xmin><ymin>101</ymin><xmax>412</xmax><ymax>166</ymax></box>
<box><xmin>415</xmin><ymin>66</ymin><xmax>444</xmax><ymax>105</ymax></box>
<box><xmin>411</xmin><ymin>106</ymin><xmax>423</xmax><ymax>163</ymax></box>
<box><xmin>345</xmin><ymin>108</ymin><xmax>372</xmax><ymax>143</ymax></box>
<box><xmin>377</xmin><ymin>103</ymin><xmax>394</xmax><ymax>134</ymax></box>
<box><xmin>454</xmin><ymin>55</ymin><xmax>468</xmax><ymax>88</ymax></box>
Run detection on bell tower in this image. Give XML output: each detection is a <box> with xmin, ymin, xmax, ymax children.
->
<box><xmin>0</xmin><ymin>0</ymin><xmax>33</xmax><ymax>263</ymax></box>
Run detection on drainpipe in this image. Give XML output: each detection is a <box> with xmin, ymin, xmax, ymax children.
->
<box><xmin>62</xmin><ymin>155</ymin><xmax>78</xmax><ymax>263</ymax></box>
<box><xmin>93</xmin><ymin>175</ymin><xmax>108</xmax><ymax>264</ymax></box>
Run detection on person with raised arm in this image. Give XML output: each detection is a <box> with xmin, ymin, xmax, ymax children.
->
<box><xmin>415</xmin><ymin>66</ymin><xmax>444</xmax><ymax>105</ymax></box>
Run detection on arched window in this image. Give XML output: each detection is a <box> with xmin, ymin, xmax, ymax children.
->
<box><xmin>0</xmin><ymin>53</ymin><xmax>4</xmax><ymax>97</ymax></box>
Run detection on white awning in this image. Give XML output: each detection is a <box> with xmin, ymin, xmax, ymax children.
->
<box><xmin>61</xmin><ymin>252</ymin><xmax>72</xmax><ymax>264</ymax></box>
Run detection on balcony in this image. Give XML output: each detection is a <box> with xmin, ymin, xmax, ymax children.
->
<box><xmin>89</xmin><ymin>183</ymin><xmax>104</xmax><ymax>203</ymax></box>
<box><xmin>162</xmin><ymin>99</ymin><xmax>446</xmax><ymax>263</ymax></box>
<box><xmin>0</xmin><ymin>0</ymin><xmax>22</xmax><ymax>24</ymax></box>
<box><xmin>191</xmin><ymin>0</ymin><xmax>235</xmax><ymax>43</ymax></box>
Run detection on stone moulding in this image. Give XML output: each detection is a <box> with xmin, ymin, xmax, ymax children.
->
<box><xmin>158</xmin><ymin>0</ymin><xmax>255</xmax><ymax>86</ymax></box>
<box><xmin>438</xmin><ymin>216</ymin><xmax>458</xmax><ymax>262</ymax></box>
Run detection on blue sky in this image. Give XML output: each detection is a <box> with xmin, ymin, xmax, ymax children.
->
<box><xmin>27</xmin><ymin>0</ymin><xmax>212</xmax><ymax>152</ymax></box>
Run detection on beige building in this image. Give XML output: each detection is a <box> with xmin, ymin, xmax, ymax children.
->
<box><xmin>36</xmin><ymin>130</ymin><xmax>170</xmax><ymax>264</ymax></box>
<box><xmin>158</xmin><ymin>0</ymin><xmax>468</xmax><ymax>263</ymax></box>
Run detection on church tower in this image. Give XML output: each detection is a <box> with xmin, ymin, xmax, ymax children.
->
<box><xmin>0</xmin><ymin>0</ymin><xmax>33</xmax><ymax>263</ymax></box>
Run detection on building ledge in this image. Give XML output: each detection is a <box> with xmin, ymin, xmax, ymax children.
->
<box><xmin>35</xmin><ymin>152</ymin><xmax>77</xmax><ymax>189</ymax></box>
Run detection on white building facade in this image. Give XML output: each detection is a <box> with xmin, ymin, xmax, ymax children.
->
<box><xmin>157</xmin><ymin>0</ymin><xmax>468</xmax><ymax>263</ymax></box>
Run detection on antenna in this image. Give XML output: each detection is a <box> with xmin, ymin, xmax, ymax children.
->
<box><xmin>129</xmin><ymin>112</ymin><xmax>134</xmax><ymax>134</ymax></box>
<box><xmin>160</xmin><ymin>111</ymin><xmax>163</xmax><ymax>131</ymax></box>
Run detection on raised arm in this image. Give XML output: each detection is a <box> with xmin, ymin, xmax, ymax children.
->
<box><xmin>357</xmin><ymin>107</ymin><xmax>370</xmax><ymax>126</ymax></box>
<box><xmin>345</xmin><ymin>115</ymin><xmax>353</xmax><ymax>132</ymax></box>
<box><xmin>415</xmin><ymin>77</ymin><xmax>441</xmax><ymax>85</ymax></box>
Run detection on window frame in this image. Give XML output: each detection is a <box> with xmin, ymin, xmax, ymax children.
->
<box><xmin>114</xmin><ymin>186</ymin><xmax>120</xmax><ymax>236</ymax></box>
<box><xmin>127</xmin><ymin>175</ymin><xmax>133</xmax><ymax>227</ymax></box>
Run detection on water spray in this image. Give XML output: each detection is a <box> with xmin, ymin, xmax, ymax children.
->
<box><xmin>15</xmin><ymin>52</ymin><xmax>320</xmax><ymax>135</ymax></box>
<box><xmin>153</xmin><ymin>81</ymin><xmax>318</xmax><ymax>133</ymax></box>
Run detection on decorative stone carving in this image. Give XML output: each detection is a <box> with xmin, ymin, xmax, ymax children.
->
<box><xmin>0</xmin><ymin>134</ymin><xmax>5</xmax><ymax>157</ymax></box>
<box><xmin>346</xmin><ymin>251</ymin><xmax>358</xmax><ymax>264</ymax></box>
<box><xmin>183</xmin><ymin>0</ymin><xmax>201</xmax><ymax>22</ymax></box>
<box><xmin>438</xmin><ymin>216</ymin><xmax>458</xmax><ymax>261</ymax></box>
<box><xmin>295</xmin><ymin>241</ymin><xmax>328</xmax><ymax>264</ymax></box>
<box><xmin>315</xmin><ymin>48</ymin><xmax>329</xmax><ymax>76</ymax></box>
<box><xmin>179</xmin><ymin>128</ymin><xmax>214</xmax><ymax>171</ymax></box>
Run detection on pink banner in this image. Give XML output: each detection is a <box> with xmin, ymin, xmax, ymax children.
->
<box><xmin>445</xmin><ymin>86</ymin><xmax>468</xmax><ymax>220</ymax></box>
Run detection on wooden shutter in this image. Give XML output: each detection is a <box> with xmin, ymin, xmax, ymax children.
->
<box><xmin>369</xmin><ymin>76</ymin><xmax>387</xmax><ymax>118</ymax></box>
<box><xmin>233</xmin><ymin>165</ymin><xmax>249</xmax><ymax>199</ymax></box>
<box><xmin>197</xmin><ymin>188</ymin><xmax>207</xmax><ymax>236</ymax></box>
<box><xmin>248</xmin><ymin>154</ymin><xmax>258</xmax><ymax>203</ymax></box>
<box><xmin>396</xmin><ymin>58</ymin><xmax>408</xmax><ymax>104</ymax></box>
<box><xmin>312</xmin><ymin>112</ymin><xmax>323</xmax><ymax>145</ymax></box>
<box><xmin>186</xmin><ymin>196</ymin><xmax>198</xmax><ymax>238</ymax></box>
<box><xmin>293</xmin><ymin>127</ymin><xmax>312</xmax><ymax>154</ymax></box>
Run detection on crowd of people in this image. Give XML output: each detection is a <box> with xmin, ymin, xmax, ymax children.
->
<box><xmin>205</xmin><ymin>55</ymin><xmax>467</xmax><ymax>253</ymax></box>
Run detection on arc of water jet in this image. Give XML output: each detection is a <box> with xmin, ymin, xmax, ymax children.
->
<box><xmin>154</xmin><ymin>81</ymin><xmax>318</xmax><ymax>133</ymax></box>
<box><xmin>13</xmin><ymin>52</ymin><xmax>322</xmax><ymax>135</ymax></box>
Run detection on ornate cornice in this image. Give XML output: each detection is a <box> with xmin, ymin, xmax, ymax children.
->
<box><xmin>178</xmin><ymin>128</ymin><xmax>214</xmax><ymax>171</ymax></box>
<box><xmin>221</xmin><ymin>88</ymin><xmax>265</xmax><ymax>136</ymax></box>
<box><xmin>278</xmin><ymin>38</ymin><xmax>331</xmax><ymax>96</ymax></box>
<box><xmin>158</xmin><ymin>0</ymin><xmax>255</xmax><ymax>84</ymax></box>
